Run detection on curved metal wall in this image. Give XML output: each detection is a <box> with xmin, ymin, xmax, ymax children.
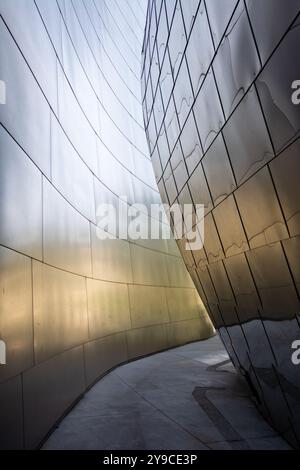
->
<box><xmin>0</xmin><ymin>0</ymin><xmax>214</xmax><ymax>449</ymax></box>
<box><xmin>142</xmin><ymin>0</ymin><xmax>300</xmax><ymax>448</ymax></box>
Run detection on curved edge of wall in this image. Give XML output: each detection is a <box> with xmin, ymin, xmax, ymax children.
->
<box><xmin>0</xmin><ymin>317</ymin><xmax>214</xmax><ymax>450</ymax></box>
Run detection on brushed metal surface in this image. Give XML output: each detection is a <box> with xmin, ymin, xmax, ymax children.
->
<box><xmin>143</xmin><ymin>0</ymin><xmax>300</xmax><ymax>446</ymax></box>
<box><xmin>126</xmin><ymin>324</ymin><xmax>168</xmax><ymax>360</ymax></box>
<box><xmin>222</xmin><ymin>87</ymin><xmax>274</xmax><ymax>185</ymax></box>
<box><xmin>130</xmin><ymin>243</ymin><xmax>169</xmax><ymax>286</ymax></box>
<box><xmin>84</xmin><ymin>333</ymin><xmax>128</xmax><ymax>386</ymax></box>
<box><xmin>43</xmin><ymin>178</ymin><xmax>92</xmax><ymax>277</ymax></box>
<box><xmin>0</xmin><ymin>0</ymin><xmax>214</xmax><ymax>449</ymax></box>
<box><xmin>235</xmin><ymin>166</ymin><xmax>289</xmax><ymax>249</ymax></box>
<box><xmin>51</xmin><ymin>114</ymin><xmax>96</xmax><ymax>223</ymax></box>
<box><xmin>0</xmin><ymin>0</ymin><xmax>58</xmax><ymax>113</ymax></box>
<box><xmin>0</xmin><ymin>127</ymin><xmax>43</xmax><ymax>259</ymax></box>
<box><xmin>213</xmin><ymin>195</ymin><xmax>249</xmax><ymax>257</ymax></box>
<box><xmin>0</xmin><ymin>247</ymin><xmax>33</xmax><ymax>383</ymax></box>
<box><xmin>270</xmin><ymin>139</ymin><xmax>300</xmax><ymax>236</ymax></box>
<box><xmin>23</xmin><ymin>346</ymin><xmax>85</xmax><ymax>449</ymax></box>
<box><xmin>213</xmin><ymin>2</ymin><xmax>260</xmax><ymax>118</ymax></box>
<box><xmin>129</xmin><ymin>285</ymin><xmax>169</xmax><ymax>328</ymax></box>
<box><xmin>166</xmin><ymin>287</ymin><xmax>204</xmax><ymax>322</ymax></box>
<box><xmin>91</xmin><ymin>225</ymin><xmax>133</xmax><ymax>284</ymax></box>
<box><xmin>0</xmin><ymin>18</ymin><xmax>51</xmax><ymax>177</ymax></box>
<box><xmin>0</xmin><ymin>376</ymin><xmax>23</xmax><ymax>449</ymax></box>
<box><xmin>202</xmin><ymin>132</ymin><xmax>236</xmax><ymax>206</ymax></box>
<box><xmin>87</xmin><ymin>279</ymin><xmax>131</xmax><ymax>340</ymax></box>
<box><xmin>32</xmin><ymin>261</ymin><xmax>88</xmax><ymax>363</ymax></box>
<box><xmin>246</xmin><ymin>0</ymin><xmax>300</xmax><ymax>63</ymax></box>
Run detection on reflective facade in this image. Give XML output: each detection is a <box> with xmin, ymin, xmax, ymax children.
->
<box><xmin>142</xmin><ymin>0</ymin><xmax>300</xmax><ymax>447</ymax></box>
<box><xmin>0</xmin><ymin>0</ymin><xmax>214</xmax><ymax>449</ymax></box>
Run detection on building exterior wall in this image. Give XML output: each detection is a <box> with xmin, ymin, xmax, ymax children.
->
<box><xmin>0</xmin><ymin>0</ymin><xmax>214</xmax><ymax>449</ymax></box>
<box><xmin>142</xmin><ymin>0</ymin><xmax>300</xmax><ymax>447</ymax></box>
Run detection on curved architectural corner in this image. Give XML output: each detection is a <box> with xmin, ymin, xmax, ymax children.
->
<box><xmin>0</xmin><ymin>0</ymin><xmax>214</xmax><ymax>449</ymax></box>
<box><xmin>142</xmin><ymin>0</ymin><xmax>300</xmax><ymax>448</ymax></box>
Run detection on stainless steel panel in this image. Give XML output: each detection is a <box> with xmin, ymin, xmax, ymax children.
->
<box><xmin>51</xmin><ymin>114</ymin><xmax>95</xmax><ymax>223</ymax></box>
<box><xmin>246</xmin><ymin>243</ymin><xmax>299</xmax><ymax>319</ymax></box>
<box><xmin>0</xmin><ymin>375</ymin><xmax>23</xmax><ymax>449</ymax></box>
<box><xmin>202</xmin><ymin>132</ymin><xmax>236</xmax><ymax>206</ymax></box>
<box><xmin>87</xmin><ymin>279</ymin><xmax>131</xmax><ymax>340</ymax></box>
<box><xmin>180</xmin><ymin>0</ymin><xmax>199</xmax><ymax>35</ymax></box>
<box><xmin>159</xmin><ymin>52</ymin><xmax>174</xmax><ymax>109</ymax></box>
<box><xmin>71</xmin><ymin>0</ymin><xmax>103</xmax><ymax>74</ymax></box>
<box><xmin>147</xmin><ymin>110</ymin><xmax>158</xmax><ymax>156</ymax></box>
<box><xmin>202</xmin><ymin>213</ymin><xmax>224</xmax><ymax>263</ymax></box>
<box><xmin>163</xmin><ymin>163</ymin><xmax>177</xmax><ymax>204</ymax></box>
<box><xmin>132</xmin><ymin>177</ymin><xmax>161</xmax><ymax>213</ymax></box>
<box><xmin>166</xmin><ymin>255</ymin><xmax>194</xmax><ymax>288</ymax></box>
<box><xmin>185</xmin><ymin>2</ymin><xmax>214</xmax><ymax>94</ymax></box>
<box><xmin>156</xmin><ymin>0</ymin><xmax>168</xmax><ymax>66</ymax></box>
<box><xmin>43</xmin><ymin>178</ymin><xmax>92</xmax><ymax>277</ymax></box>
<box><xmin>205</xmin><ymin>0</ymin><xmax>239</xmax><ymax>47</ymax></box>
<box><xmin>256</xmin><ymin>21</ymin><xmax>300</xmax><ymax>153</ymax></box>
<box><xmin>0</xmin><ymin>127</ymin><xmax>43</xmax><ymax>259</ymax></box>
<box><xmin>130</xmin><ymin>243</ymin><xmax>169</xmax><ymax>286</ymax></box>
<box><xmin>270</xmin><ymin>135</ymin><xmax>300</xmax><ymax>237</ymax></box>
<box><xmin>224</xmin><ymin>253</ymin><xmax>261</xmax><ymax>321</ymax></box>
<box><xmin>188</xmin><ymin>162</ymin><xmax>213</xmax><ymax>214</ymax></box>
<box><xmin>0</xmin><ymin>18</ymin><xmax>51</xmax><ymax>177</ymax></box>
<box><xmin>126</xmin><ymin>324</ymin><xmax>168</xmax><ymax>360</ymax></box>
<box><xmin>188</xmin><ymin>267</ymin><xmax>209</xmax><ymax>305</ymax></box>
<box><xmin>62</xmin><ymin>3</ymin><xmax>102</xmax><ymax>129</ymax></box>
<box><xmin>282</xmin><ymin>236</ymin><xmax>300</xmax><ymax>295</ymax></box>
<box><xmin>93</xmin><ymin>175</ymin><xmax>130</xmax><ymax>237</ymax></box>
<box><xmin>235</xmin><ymin>167</ymin><xmax>288</xmax><ymax>249</ymax></box>
<box><xmin>246</xmin><ymin>0</ymin><xmax>300</xmax><ymax>63</ymax></box>
<box><xmin>208</xmin><ymin>260</ymin><xmax>235</xmax><ymax>304</ymax></box>
<box><xmin>57</xmin><ymin>64</ymin><xmax>98</xmax><ymax>175</ymax></box>
<box><xmin>170</xmin><ymin>142</ymin><xmax>188</xmax><ymax>193</ymax></box>
<box><xmin>165</xmin><ymin>97</ymin><xmax>180</xmax><ymax>154</ymax></box>
<box><xmin>150</xmin><ymin>47</ymin><xmax>160</xmax><ymax>101</ymax></box>
<box><xmin>164</xmin><ymin>0</ymin><xmax>177</xmax><ymax>24</ymax></box>
<box><xmin>193</xmin><ymin>69</ymin><xmax>224</xmax><ymax>152</ymax></box>
<box><xmin>98</xmin><ymin>143</ymin><xmax>135</xmax><ymax>204</ymax></box>
<box><xmin>166</xmin><ymin>287</ymin><xmax>204</xmax><ymax>321</ymax></box>
<box><xmin>133</xmin><ymin>230</ymin><xmax>169</xmax><ymax>256</ymax></box>
<box><xmin>23</xmin><ymin>346</ymin><xmax>85</xmax><ymax>449</ymax></box>
<box><xmin>91</xmin><ymin>225</ymin><xmax>133</xmax><ymax>284</ymax></box>
<box><xmin>0</xmin><ymin>247</ymin><xmax>33</xmax><ymax>383</ymax></box>
<box><xmin>213</xmin><ymin>195</ymin><xmax>249</xmax><ymax>257</ymax></box>
<box><xmin>157</xmin><ymin>123</ymin><xmax>171</xmax><ymax>170</ymax></box>
<box><xmin>152</xmin><ymin>74</ymin><xmax>167</xmax><ymax>132</ymax></box>
<box><xmin>84</xmin><ymin>333</ymin><xmax>128</xmax><ymax>386</ymax></box>
<box><xmin>173</xmin><ymin>59</ymin><xmax>194</xmax><ymax>128</ymax></box>
<box><xmin>129</xmin><ymin>285</ymin><xmax>169</xmax><ymax>328</ymax></box>
<box><xmin>213</xmin><ymin>2</ymin><xmax>260</xmax><ymax>118</ymax></box>
<box><xmin>166</xmin><ymin>318</ymin><xmax>213</xmax><ymax>348</ymax></box>
<box><xmin>35</xmin><ymin>0</ymin><xmax>63</xmax><ymax>61</ymax></box>
<box><xmin>151</xmin><ymin>146</ymin><xmax>163</xmax><ymax>182</ymax></box>
<box><xmin>223</xmin><ymin>87</ymin><xmax>274</xmax><ymax>185</ymax></box>
<box><xmin>0</xmin><ymin>0</ymin><xmax>58</xmax><ymax>113</ymax></box>
<box><xmin>0</xmin><ymin>0</ymin><xmax>57</xmax><ymax>111</ymax></box>
<box><xmin>179</xmin><ymin>112</ymin><xmax>203</xmax><ymax>175</ymax></box>
<box><xmin>32</xmin><ymin>261</ymin><xmax>88</xmax><ymax>363</ymax></box>
<box><xmin>188</xmin><ymin>239</ymin><xmax>208</xmax><ymax>272</ymax></box>
<box><xmin>168</xmin><ymin>3</ymin><xmax>186</xmax><ymax>78</ymax></box>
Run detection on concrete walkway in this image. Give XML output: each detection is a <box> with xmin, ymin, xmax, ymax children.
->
<box><xmin>43</xmin><ymin>335</ymin><xmax>290</xmax><ymax>450</ymax></box>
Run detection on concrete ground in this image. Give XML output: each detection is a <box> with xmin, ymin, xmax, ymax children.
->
<box><xmin>43</xmin><ymin>335</ymin><xmax>291</xmax><ymax>450</ymax></box>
